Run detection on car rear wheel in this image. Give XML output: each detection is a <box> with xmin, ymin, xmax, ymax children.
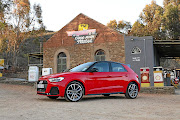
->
<box><xmin>65</xmin><ymin>81</ymin><xmax>84</xmax><ymax>102</ymax></box>
<box><xmin>47</xmin><ymin>96</ymin><xmax>59</xmax><ymax>99</ymax></box>
<box><xmin>125</xmin><ymin>82</ymin><xmax>138</xmax><ymax>99</ymax></box>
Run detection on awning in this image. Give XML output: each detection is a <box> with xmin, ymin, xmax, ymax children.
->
<box><xmin>153</xmin><ymin>40</ymin><xmax>180</xmax><ymax>59</ymax></box>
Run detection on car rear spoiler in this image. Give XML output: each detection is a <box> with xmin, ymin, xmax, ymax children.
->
<box><xmin>122</xmin><ymin>64</ymin><xmax>131</xmax><ymax>68</ymax></box>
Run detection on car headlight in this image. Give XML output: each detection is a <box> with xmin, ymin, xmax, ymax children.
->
<box><xmin>49</xmin><ymin>77</ymin><xmax>64</xmax><ymax>82</ymax></box>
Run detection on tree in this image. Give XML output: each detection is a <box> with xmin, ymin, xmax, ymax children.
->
<box><xmin>162</xmin><ymin>1</ymin><xmax>180</xmax><ymax>39</ymax></box>
<box><xmin>107</xmin><ymin>19</ymin><xmax>117</xmax><ymax>30</ymax></box>
<box><xmin>107</xmin><ymin>20</ymin><xmax>131</xmax><ymax>34</ymax></box>
<box><xmin>130</xmin><ymin>0</ymin><xmax>180</xmax><ymax>40</ymax></box>
<box><xmin>163</xmin><ymin>0</ymin><xmax>180</xmax><ymax>6</ymax></box>
<box><xmin>131</xmin><ymin>0</ymin><xmax>164</xmax><ymax>39</ymax></box>
<box><xmin>0</xmin><ymin>0</ymin><xmax>10</xmax><ymax>51</ymax></box>
<box><xmin>1</xmin><ymin>0</ymin><xmax>45</xmax><ymax>67</ymax></box>
<box><xmin>130</xmin><ymin>20</ymin><xmax>146</xmax><ymax>37</ymax></box>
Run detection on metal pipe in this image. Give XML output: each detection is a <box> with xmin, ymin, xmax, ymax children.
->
<box><xmin>144</xmin><ymin>39</ymin><xmax>146</xmax><ymax>67</ymax></box>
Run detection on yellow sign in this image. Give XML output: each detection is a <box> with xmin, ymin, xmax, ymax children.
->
<box><xmin>141</xmin><ymin>83</ymin><xmax>150</xmax><ymax>87</ymax></box>
<box><xmin>78</xmin><ymin>24</ymin><xmax>88</xmax><ymax>31</ymax></box>
<box><xmin>0</xmin><ymin>59</ymin><xmax>4</xmax><ymax>66</ymax></box>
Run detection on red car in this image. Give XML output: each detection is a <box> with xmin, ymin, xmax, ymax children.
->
<box><xmin>37</xmin><ymin>61</ymin><xmax>140</xmax><ymax>102</ymax></box>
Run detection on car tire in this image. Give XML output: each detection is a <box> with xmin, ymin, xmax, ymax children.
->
<box><xmin>47</xmin><ymin>96</ymin><xmax>59</xmax><ymax>99</ymax></box>
<box><xmin>103</xmin><ymin>94</ymin><xmax>110</xmax><ymax>96</ymax></box>
<box><xmin>125</xmin><ymin>82</ymin><xmax>138</xmax><ymax>99</ymax></box>
<box><xmin>65</xmin><ymin>81</ymin><xmax>84</xmax><ymax>102</ymax></box>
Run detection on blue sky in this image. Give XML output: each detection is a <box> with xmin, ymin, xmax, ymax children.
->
<box><xmin>30</xmin><ymin>0</ymin><xmax>164</xmax><ymax>31</ymax></box>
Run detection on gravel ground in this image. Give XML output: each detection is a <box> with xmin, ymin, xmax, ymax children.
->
<box><xmin>0</xmin><ymin>83</ymin><xmax>180</xmax><ymax>120</ymax></box>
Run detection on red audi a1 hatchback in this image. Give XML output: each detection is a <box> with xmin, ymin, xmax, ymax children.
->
<box><xmin>37</xmin><ymin>61</ymin><xmax>140</xmax><ymax>102</ymax></box>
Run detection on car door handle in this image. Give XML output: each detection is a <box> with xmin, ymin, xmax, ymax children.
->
<box><xmin>107</xmin><ymin>75</ymin><xmax>112</xmax><ymax>77</ymax></box>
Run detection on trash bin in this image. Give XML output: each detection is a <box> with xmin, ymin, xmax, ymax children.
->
<box><xmin>153</xmin><ymin>66</ymin><xmax>164</xmax><ymax>87</ymax></box>
<box><xmin>42</xmin><ymin>68</ymin><xmax>53</xmax><ymax>76</ymax></box>
<box><xmin>140</xmin><ymin>67</ymin><xmax>150</xmax><ymax>87</ymax></box>
<box><xmin>28</xmin><ymin>66</ymin><xmax>39</xmax><ymax>82</ymax></box>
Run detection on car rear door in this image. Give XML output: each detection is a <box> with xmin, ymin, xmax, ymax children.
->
<box><xmin>108</xmin><ymin>62</ymin><xmax>129</xmax><ymax>92</ymax></box>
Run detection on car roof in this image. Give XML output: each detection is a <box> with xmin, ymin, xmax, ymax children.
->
<box><xmin>95</xmin><ymin>61</ymin><xmax>124</xmax><ymax>64</ymax></box>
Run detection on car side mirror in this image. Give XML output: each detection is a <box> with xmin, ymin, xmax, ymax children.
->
<box><xmin>90</xmin><ymin>68</ymin><xmax>98</xmax><ymax>72</ymax></box>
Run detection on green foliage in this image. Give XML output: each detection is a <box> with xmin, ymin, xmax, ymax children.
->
<box><xmin>107</xmin><ymin>20</ymin><xmax>131</xmax><ymax>34</ymax></box>
<box><xmin>130</xmin><ymin>21</ymin><xmax>146</xmax><ymax>37</ymax></box>
<box><xmin>131</xmin><ymin>0</ymin><xmax>164</xmax><ymax>39</ymax></box>
<box><xmin>33</xmin><ymin>37</ymin><xmax>40</xmax><ymax>45</ymax></box>
<box><xmin>130</xmin><ymin>0</ymin><xmax>180</xmax><ymax>40</ymax></box>
<box><xmin>107</xmin><ymin>19</ymin><xmax>118</xmax><ymax>30</ymax></box>
<box><xmin>0</xmin><ymin>38</ymin><xmax>7</xmax><ymax>53</ymax></box>
<box><xmin>163</xmin><ymin>0</ymin><xmax>180</xmax><ymax>6</ymax></box>
<box><xmin>0</xmin><ymin>0</ymin><xmax>45</xmax><ymax>67</ymax></box>
<box><xmin>163</xmin><ymin>3</ymin><xmax>180</xmax><ymax>39</ymax></box>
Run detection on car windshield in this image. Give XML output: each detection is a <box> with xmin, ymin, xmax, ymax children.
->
<box><xmin>69</xmin><ymin>62</ymin><xmax>95</xmax><ymax>72</ymax></box>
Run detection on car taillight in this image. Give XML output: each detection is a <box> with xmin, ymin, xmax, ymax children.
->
<box><xmin>136</xmin><ymin>75</ymin><xmax>138</xmax><ymax>79</ymax></box>
<box><xmin>136</xmin><ymin>75</ymin><xmax>139</xmax><ymax>82</ymax></box>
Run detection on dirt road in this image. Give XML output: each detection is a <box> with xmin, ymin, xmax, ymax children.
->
<box><xmin>0</xmin><ymin>83</ymin><xmax>180</xmax><ymax>120</ymax></box>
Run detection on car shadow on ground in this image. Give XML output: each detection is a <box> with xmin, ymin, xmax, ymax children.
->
<box><xmin>36</xmin><ymin>94</ymin><xmax>139</xmax><ymax>102</ymax></box>
<box><xmin>81</xmin><ymin>95</ymin><xmax>126</xmax><ymax>102</ymax></box>
<box><xmin>36</xmin><ymin>97</ymin><xmax>67</xmax><ymax>102</ymax></box>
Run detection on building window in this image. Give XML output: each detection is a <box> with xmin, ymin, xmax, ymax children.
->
<box><xmin>57</xmin><ymin>52</ymin><xmax>67</xmax><ymax>73</ymax></box>
<box><xmin>95</xmin><ymin>49</ymin><xmax>105</xmax><ymax>61</ymax></box>
<box><xmin>131</xmin><ymin>46</ymin><xmax>141</xmax><ymax>54</ymax></box>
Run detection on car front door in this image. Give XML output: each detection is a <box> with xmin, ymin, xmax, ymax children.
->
<box><xmin>86</xmin><ymin>62</ymin><xmax>113</xmax><ymax>95</ymax></box>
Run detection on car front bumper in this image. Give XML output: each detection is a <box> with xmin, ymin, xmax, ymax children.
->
<box><xmin>37</xmin><ymin>79</ymin><xmax>65</xmax><ymax>97</ymax></box>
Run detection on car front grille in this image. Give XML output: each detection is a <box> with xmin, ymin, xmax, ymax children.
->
<box><xmin>37</xmin><ymin>80</ymin><xmax>48</xmax><ymax>92</ymax></box>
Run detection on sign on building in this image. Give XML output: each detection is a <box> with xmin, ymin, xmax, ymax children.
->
<box><xmin>132</xmin><ymin>57</ymin><xmax>140</xmax><ymax>61</ymax></box>
<box><xmin>78</xmin><ymin>24</ymin><xmax>88</xmax><ymax>31</ymax></box>
<box><xmin>66</xmin><ymin>24</ymin><xmax>97</xmax><ymax>44</ymax></box>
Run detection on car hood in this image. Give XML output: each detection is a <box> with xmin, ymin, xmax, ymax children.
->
<box><xmin>40</xmin><ymin>72</ymin><xmax>81</xmax><ymax>79</ymax></box>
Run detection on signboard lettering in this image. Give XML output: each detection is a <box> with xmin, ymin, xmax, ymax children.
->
<box><xmin>75</xmin><ymin>34</ymin><xmax>97</xmax><ymax>44</ymax></box>
<box><xmin>132</xmin><ymin>57</ymin><xmax>140</xmax><ymax>61</ymax></box>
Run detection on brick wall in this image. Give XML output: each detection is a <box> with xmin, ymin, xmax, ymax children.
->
<box><xmin>43</xmin><ymin>13</ymin><xmax>125</xmax><ymax>73</ymax></box>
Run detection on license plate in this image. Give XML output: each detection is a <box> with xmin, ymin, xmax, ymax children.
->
<box><xmin>37</xmin><ymin>84</ymin><xmax>44</xmax><ymax>88</ymax></box>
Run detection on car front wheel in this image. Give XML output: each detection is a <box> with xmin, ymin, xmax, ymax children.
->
<box><xmin>65</xmin><ymin>81</ymin><xmax>84</xmax><ymax>102</ymax></box>
<box><xmin>125</xmin><ymin>82</ymin><xmax>138</xmax><ymax>99</ymax></box>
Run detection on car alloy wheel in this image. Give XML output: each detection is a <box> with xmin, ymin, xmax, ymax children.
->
<box><xmin>65</xmin><ymin>81</ymin><xmax>84</xmax><ymax>102</ymax></box>
<box><xmin>125</xmin><ymin>82</ymin><xmax>138</xmax><ymax>99</ymax></box>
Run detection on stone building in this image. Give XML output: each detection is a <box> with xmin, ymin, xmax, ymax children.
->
<box><xmin>43</xmin><ymin>13</ymin><xmax>125</xmax><ymax>73</ymax></box>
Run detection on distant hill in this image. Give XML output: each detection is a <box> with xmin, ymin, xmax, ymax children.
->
<box><xmin>17</xmin><ymin>31</ymin><xmax>55</xmax><ymax>70</ymax></box>
<box><xmin>2</xmin><ymin>31</ymin><xmax>55</xmax><ymax>79</ymax></box>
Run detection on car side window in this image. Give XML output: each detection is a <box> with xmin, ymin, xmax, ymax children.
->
<box><xmin>91</xmin><ymin>62</ymin><xmax>109</xmax><ymax>72</ymax></box>
<box><xmin>111</xmin><ymin>63</ymin><xmax>127</xmax><ymax>72</ymax></box>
